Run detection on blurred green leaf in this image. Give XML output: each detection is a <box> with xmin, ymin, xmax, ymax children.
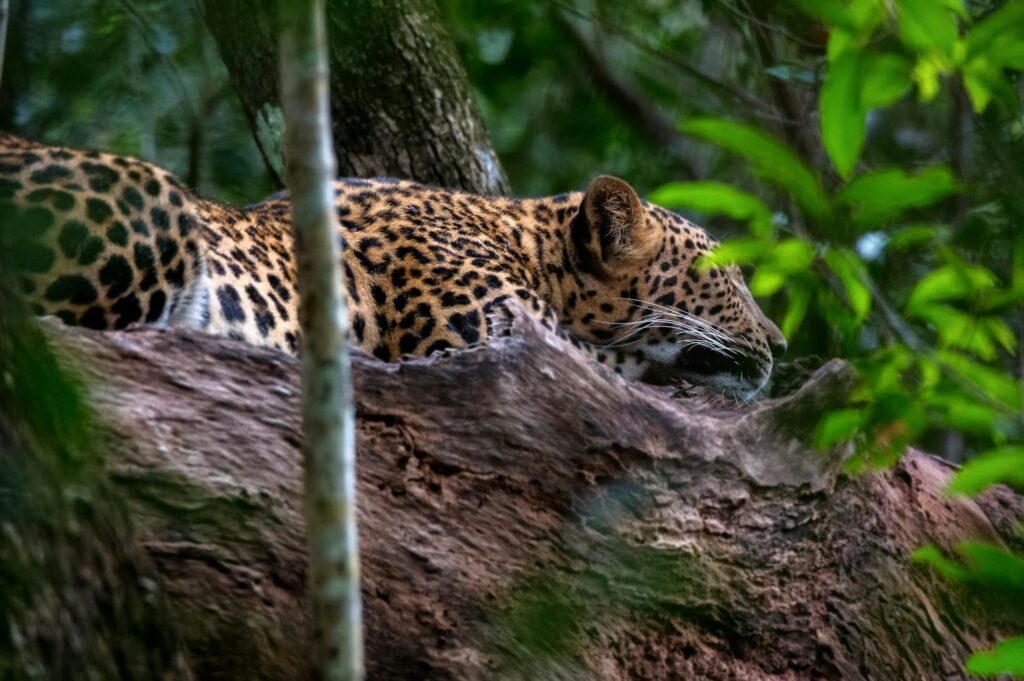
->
<box><xmin>937</xmin><ymin>350</ymin><xmax>1022</xmax><ymax>411</ymax></box>
<box><xmin>680</xmin><ymin>119</ymin><xmax>831</xmax><ymax>220</ymax></box>
<box><xmin>965</xmin><ymin>2</ymin><xmax>1024</xmax><ymax>64</ymax></box>
<box><xmin>700</xmin><ymin>238</ymin><xmax>770</xmax><ymax>268</ymax></box>
<box><xmin>913</xmin><ymin>51</ymin><xmax>946</xmax><ymax>102</ymax></box>
<box><xmin>781</xmin><ymin>282</ymin><xmax>812</xmax><ymax>337</ymax></box>
<box><xmin>913</xmin><ymin>304</ymin><xmax>999</xmax><ymax>360</ymax></box>
<box><xmin>907</xmin><ymin>263</ymin><xmax>997</xmax><ymax>310</ymax></box>
<box><xmin>911</xmin><ymin>544</ymin><xmax>971</xmax><ymax>581</ymax></box>
<box><xmin>820</xmin><ymin>52</ymin><xmax>865</xmax><ymax>177</ymax></box>
<box><xmin>896</xmin><ymin>0</ymin><xmax>959</xmax><ymax>59</ymax></box>
<box><xmin>648</xmin><ymin>182</ymin><xmax>773</xmax><ymax>237</ymax></box>
<box><xmin>860</xmin><ymin>53</ymin><xmax>914</xmax><ymax>109</ymax></box>
<box><xmin>957</xmin><ymin>543</ymin><xmax>1024</xmax><ymax>594</ymax></box>
<box><xmin>914</xmin><ymin>542</ymin><xmax>1024</xmax><ymax>600</ymax></box>
<box><xmin>947</xmin><ymin>447</ymin><xmax>1024</xmax><ymax>495</ymax></box>
<box><xmin>928</xmin><ymin>393</ymin><xmax>999</xmax><ymax>434</ymax></box>
<box><xmin>838</xmin><ymin>167</ymin><xmax>958</xmax><ymax>231</ymax></box>
<box><xmin>966</xmin><ymin>637</ymin><xmax>1024</xmax><ymax>676</ymax></box>
<box><xmin>884</xmin><ymin>225</ymin><xmax>945</xmax><ymax>252</ymax></box>
<box><xmin>962</xmin><ymin>59</ymin><xmax>1001</xmax><ymax>112</ymax></box>
<box><xmin>984</xmin><ymin>318</ymin><xmax>1016</xmax><ymax>353</ymax></box>
<box><xmin>825</xmin><ymin>248</ymin><xmax>871</xmax><ymax>321</ymax></box>
<box><xmin>795</xmin><ymin>0</ymin><xmax>884</xmax><ymax>50</ymax></box>
<box><xmin>771</xmin><ymin>239</ymin><xmax>815</xmax><ymax>273</ymax></box>
<box><xmin>816</xmin><ymin>408</ymin><xmax>867</xmax><ymax>448</ymax></box>
<box><xmin>749</xmin><ymin>266</ymin><xmax>787</xmax><ymax>296</ymax></box>
<box><xmin>790</xmin><ymin>0</ymin><xmax>852</xmax><ymax>27</ymax></box>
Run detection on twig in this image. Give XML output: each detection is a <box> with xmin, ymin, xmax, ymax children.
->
<box><xmin>551</xmin><ymin>0</ymin><xmax>773</xmax><ymax>116</ymax></box>
<box><xmin>114</xmin><ymin>0</ymin><xmax>196</xmax><ymax>120</ymax></box>
<box><xmin>737</xmin><ymin>0</ymin><xmax>820</xmax><ymax>167</ymax></box>
<box><xmin>715</xmin><ymin>0</ymin><xmax>821</xmax><ymax>49</ymax></box>
<box><xmin>279</xmin><ymin>0</ymin><xmax>364</xmax><ymax>678</ymax></box>
<box><xmin>555</xmin><ymin>10</ymin><xmax>698</xmax><ymax>180</ymax></box>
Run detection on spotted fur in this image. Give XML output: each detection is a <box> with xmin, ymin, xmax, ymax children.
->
<box><xmin>0</xmin><ymin>133</ymin><xmax>786</xmax><ymax>398</ymax></box>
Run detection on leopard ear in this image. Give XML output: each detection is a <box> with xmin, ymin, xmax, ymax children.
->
<box><xmin>571</xmin><ymin>175</ymin><xmax>649</xmax><ymax>276</ymax></box>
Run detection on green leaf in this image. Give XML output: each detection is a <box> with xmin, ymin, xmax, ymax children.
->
<box><xmin>820</xmin><ymin>52</ymin><xmax>865</xmax><ymax>177</ymax></box>
<box><xmin>827</xmin><ymin>28</ymin><xmax>859</xmax><ymax>61</ymax></box>
<box><xmin>679</xmin><ymin>119</ymin><xmax>831</xmax><ymax>220</ymax></box>
<box><xmin>699</xmin><ymin>238</ymin><xmax>770</xmax><ymax>268</ymax></box>
<box><xmin>782</xmin><ymin>282</ymin><xmax>812</xmax><ymax>338</ymax></box>
<box><xmin>937</xmin><ymin>350</ymin><xmax>1022</xmax><ymax>411</ymax></box>
<box><xmin>928</xmin><ymin>393</ymin><xmax>998</xmax><ymax>434</ymax></box>
<box><xmin>648</xmin><ymin>182</ymin><xmax>773</xmax><ymax>237</ymax></box>
<box><xmin>967</xmin><ymin>637</ymin><xmax>1024</xmax><ymax>676</ymax></box>
<box><xmin>860</xmin><ymin>53</ymin><xmax>914</xmax><ymax>109</ymax></box>
<box><xmin>884</xmin><ymin>224</ymin><xmax>944</xmax><ymax>251</ymax></box>
<box><xmin>957</xmin><ymin>543</ymin><xmax>1024</xmax><ymax>593</ymax></box>
<box><xmin>838</xmin><ymin>167</ymin><xmax>958</xmax><ymax>230</ymax></box>
<box><xmin>912</xmin><ymin>304</ymin><xmax>998</xmax><ymax>360</ymax></box>
<box><xmin>770</xmin><ymin>238</ymin><xmax>815</xmax><ymax>273</ymax></box>
<box><xmin>824</xmin><ymin>248</ymin><xmax>871</xmax><ymax>321</ymax></box>
<box><xmin>749</xmin><ymin>266</ymin><xmax>787</xmax><ymax>297</ymax></box>
<box><xmin>907</xmin><ymin>263</ymin><xmax>997</xmax><ymax>310</ymax></box>
<box><xmin>911</xmin><ymin>544</ymin><xmax>971</xmax><ymax>581</ymax></box>
<box><xmin>965</xmin><ymin>2</ymin><xmax>1024</xmax><ymax>63</ymax></box>
<box><xmin>947</xmin><ymin>447</ymin><xmax>1024</xmax><ymax>495</ymax></box>
<box><xmin>913</xmin><ymin>52</ymin><xmax>946</xmax><ymax>102</ymax></box>
<box><xmin>986</xmin><ymin>37</ymin><xmax>1024</xmax><ymax>69</ymax></box>
<box><xmin>795</xmin><ymin>0</ymin><xmax>885</xmax><ymax>40</ymax></box>
<box><xmin>962</xmin><ymin>58</ymin><xmax>1001</xmax><ymax>112</ymax></box>
<box><xmin>816</xmin><ymin>408</ymin><xmax>867</xmax><ymax>448</ymax></box>
<box><xmin>984</xmin><ymin>317</ymin><xmax>1016</xmax><ymax>353</ymax></box>
<box><xmin>896</xmin><ymin>0</ymin><xmax>958</xmax><ymax>58</ymax></box>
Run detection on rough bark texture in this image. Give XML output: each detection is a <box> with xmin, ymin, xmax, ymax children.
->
<box><xmin>8</xmin><ymin>306</ymin><xmax>1019</xmax><ymax>680</ymax></box>
<box><xmin>200</xmin><ymin>0</ymin><xmax>508</xmax><ymax>195</ymax></box>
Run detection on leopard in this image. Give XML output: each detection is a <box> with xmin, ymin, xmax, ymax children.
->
<box><xmin>0</xmin><ymin>132</ymin><xmax>786</xmax><ymax>399</ymax></box>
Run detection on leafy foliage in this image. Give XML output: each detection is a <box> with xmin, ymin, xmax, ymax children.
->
<box><xmin>639</xmin><ymin>1</ymin><xmax>1024</xmax><ymax>668</ymax></box>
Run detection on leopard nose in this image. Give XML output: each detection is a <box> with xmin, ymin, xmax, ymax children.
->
<box><xmin>769</xmin><ymin>337</ymin><xmax>787</xmax><ymax>359</ymax></box>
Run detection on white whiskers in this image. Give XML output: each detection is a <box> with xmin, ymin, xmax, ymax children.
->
<box><xmin>593</xmin><ymin>298</ymin><xmax>746</xmax><ymax>360</ymax></box>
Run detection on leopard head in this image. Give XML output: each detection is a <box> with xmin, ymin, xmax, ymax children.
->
<box><xmin>563</xmin><ymin>175</ymin><xmax>786</xmax><ymax>400</ymax></box>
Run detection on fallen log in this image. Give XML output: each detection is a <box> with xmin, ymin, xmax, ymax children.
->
<box><xmin>5</xmin><ymin>307</ymin><xmax>1023</xmax><ymax>679</ymax></box>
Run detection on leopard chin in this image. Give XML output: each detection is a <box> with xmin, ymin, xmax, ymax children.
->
<box><xmin>641</xmin><ymin>344</ymin><xmax>771</xmax><ymax>401</ymax></box>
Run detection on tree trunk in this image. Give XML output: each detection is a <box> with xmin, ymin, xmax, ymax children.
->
<box><xmin>199</xmin><ymin>0</ymin><xmax>509</xmax><ymax>196</ymax></box>
<box><xmin>3</xmin><ymin>306</ymin><xmax>1020</xmax><ymax>680</ymax></box>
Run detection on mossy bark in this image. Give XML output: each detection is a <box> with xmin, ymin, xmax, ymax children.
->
<box><xmin>0</xmin><ymin>278</ymin><xmax>190</xmax><ymax>680</ymax></box>
<box><xmin>3</xmin><ymin>306</ymin><xmax>1019</xmax><ymax>679</ymax></box>
<box><xmin>200</xmin><ymin>0</ymin><xmax>508</xmax><ymax>196</ymax></box>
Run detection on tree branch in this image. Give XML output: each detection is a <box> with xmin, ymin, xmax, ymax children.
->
<box><xmin>554</xmin><ymin>10</ymin><xmax>698</xmax><ymax>181</ymax></box>
<box><xmin>10</xmin><ymin>311</ymin><xmax>1020</xmax><ymax>679</ymax></box>
<box><xmin>279</xmin><ymin>0</ymin><xmax>363</xmax><ymax>677</ymax></box>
